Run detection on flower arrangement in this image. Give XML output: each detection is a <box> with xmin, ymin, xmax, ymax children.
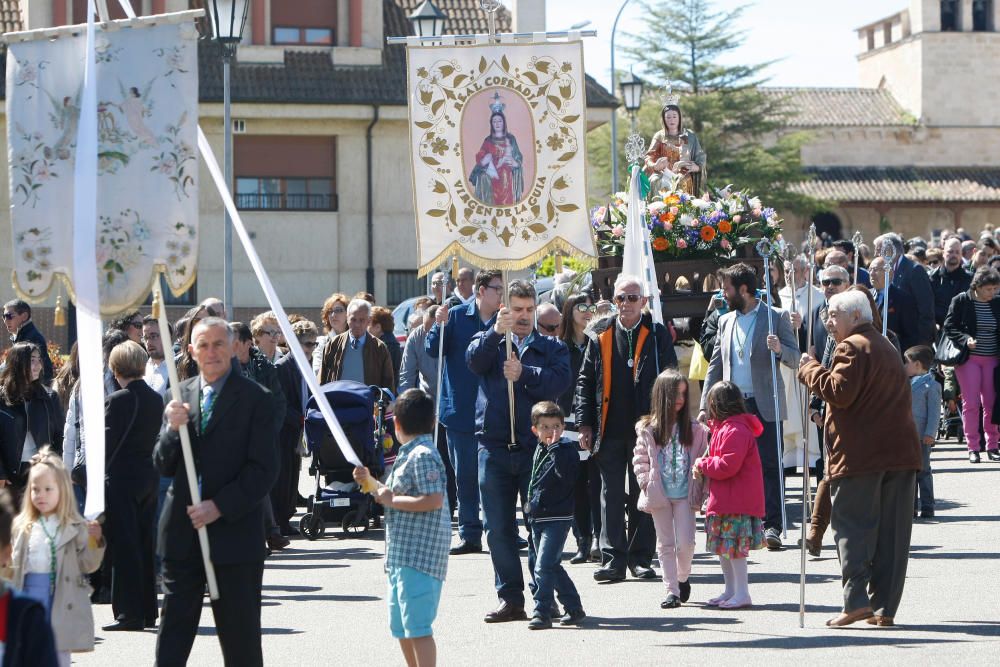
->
<box><xmin>591</xmin><ymin>187</ymin><xmax>784</xmax><ymax>262</ymax></box>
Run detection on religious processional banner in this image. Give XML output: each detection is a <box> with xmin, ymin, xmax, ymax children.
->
<box><xmin>5</xmin><ymin>19</ymin><xmax>199</xmax><ymax>316</ymax></box>
<box><xmin>406</xmin><ymin>39</ymin><xmax>597</xmax><ymax>274</ymax></box>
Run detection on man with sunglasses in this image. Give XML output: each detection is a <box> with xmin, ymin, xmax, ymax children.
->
<box><xmin>427</xmin><ymin>270</ymin><xmax>504</xmax><ymax>557</ymax></box>
<box><xmin>3</xmin><ymin>299</ymin><xmax>53</xmax><ymax>384</ymax></box>
<box><xmin>536</xmin><ymin>303</ymin><xmax>563</xmax><ymax>338</ymax></box>
<box><xmin>576</xmin><ymin>275</ymin><xmax>677</xmax><ymax>582</ymax></box>
<box><xmin>811</xmin><ymin>266</ymin><xmax>851</xmax><ymax>364</ymax></box>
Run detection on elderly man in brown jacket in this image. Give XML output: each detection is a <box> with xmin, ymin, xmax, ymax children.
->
<box><xmin>798</xmin><ymin>290</ymin><xmax>921</xmax><ymax>629</ymax></box>
<box><xmin>318</xmin><ymin>298</ymin><xmax>396</xmax><ymax>392</ymax></box>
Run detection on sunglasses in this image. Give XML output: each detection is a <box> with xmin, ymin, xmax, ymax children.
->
<box><xmin>821</xmin><ymin>279</ymin><xmax>845</xmax><ymax>287</ymax></box>
<box><xmin>574</xmin><ymin>304</ymin><xmax>597</xmax><ymax>313</ymax></box>
<box><xmin>614</xmin><ymin>293</ymin><xmax>642</xmax><ymax>304</ymax></box>
<box><xmin>2</xmin><ymin>313</ymin><xmax>16</xmax><ymax>320</ymax></box>
<box><xmin>262</xmin><ymin>329</ymin><xmax>281</xmax><ymax>337</ymax></box>
<box><xmin>538</xmin><ymin>323</ymin><xmax>559</xmax><ymax>333</ymax></box>
<box><xmin>330</xmin><ymin>306</ymin><xmax>346</xmax><ymax>315</ymax></box>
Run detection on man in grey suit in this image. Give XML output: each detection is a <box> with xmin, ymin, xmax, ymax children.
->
<box><xmin>698</xmin><ymin>263</ymin><xmax>800</xmax><ymax>549</ymax></box>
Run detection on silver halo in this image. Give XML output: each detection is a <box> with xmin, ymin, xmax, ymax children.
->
<box><xmin>880</xmin><ymin>240</ymin><xmax>898</xmax><ymax>262</ymax></box>
<box><xmin>480</xmin><ymin>0</ymin><xmax>502</xmax><ymax>13</ymax></box>
<box><xmin>624</xmin><ymin>133</ymin><xmax>646</xmax><ymax>164</ymax></box>
<box><xmin>756</xmin><ymin>239</ymin><xmax>773</xmax><ymax>258</ymax></box>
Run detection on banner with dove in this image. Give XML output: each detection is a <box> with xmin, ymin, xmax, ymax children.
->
<box><xmin>5</xmin><ymin>19</ymin><xmax>199</xmax><ymax>315</ymax></box>
<box><xmin>406</xmin><ymin>39</ymin><xmax>596</xmax><ymax>274</ymax></box>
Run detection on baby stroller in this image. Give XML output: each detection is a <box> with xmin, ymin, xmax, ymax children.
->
<box><xmin>299</xmin><ymin>381</ymin><xmax>387</xmax><ymax>540</ymax></box>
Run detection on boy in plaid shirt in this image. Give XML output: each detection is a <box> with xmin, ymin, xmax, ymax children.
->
<box><xmin>355</xmin><ymin>389</ymin><xmax>450</xmax><ymax>667</ymax></box>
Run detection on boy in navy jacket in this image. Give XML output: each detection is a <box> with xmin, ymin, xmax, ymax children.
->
<box><xmin>525</xmin><ymin>402</ymin><xmax>585</xmax><ymax>630</ymax></box>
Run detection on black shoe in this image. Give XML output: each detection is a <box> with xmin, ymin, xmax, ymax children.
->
<box><xmin>631</xmin><ymin>565</ymin><xmax>657</xmax><ymax>580</ymax></box>
<box><xmin>920</xmin><ymin>509</ymin><xmax>935</xmax><ymax>518</ymax></box>
<box><xmin>988</xmin><ymin>450</ymin><xmax>1000</xmax><ymax>462</ymax></box>
<box><xmin>449</xmin><ymin>540</ymin><xmax>483</xmax><ymax>556</ymax></box>
<box><xmin>559</xmin><ymin>608</ymin><xmax>587</xmax><ymax>626</ymax></box>
<box><xmin>593</xmin><ymin>567</ymin><xmax>626</xmax><ymax>583</ymax></box>
<box><xmin>517</xmin><ymin>536</ymin><xmax>529</xmax><ymax>550</ymax></box>
<box><xmin>970</xmin><ymin>451</ymin><xmax>981</xmax><ymax>464</ymax></box>
<box><xmin>765</xmin><ymin>528</ymin><xmax>783</xmax><ymax>550</ymax></box>
<box><xmin>267</xmin><ymin>533</ymin><xmax>290</xmax><ymax>550</ymax></box>
<box><xmin>484</xmin><ymin>601</ymin><xmax>527</xmax><ymax>623</ymax></box>
<box><xmin>590</xmin><ymin>545</ymin><xmax>602</xmax><ymax>560</ymax></box>
<box><xmin>102</xmin><ymin>619</ymin><xmax>145</xmax><ymax>632</ymax></box>
<box><xmin>660</xmin><ymin>594</ymin><xmax>682</xmax><ymax>609</ymax></box>
<box><xmin>91</xmin><ymin>588</ymin><xmax>111</xmax><ymax>605</ymax></box>
<box><xmin>570</xmin><ymin>539</ymin><xmax>592</xmax><ymax>564</ymax></box>
<box><xmin>678</xmin><ymin>580</ymin><xmax>691</xmax><ymax>603</ymax></box>
<box><xmin>296</xmin><ymin>494</ymin><xmax>308</xmax><ymax>508</ymax></box>
<box><xmin>278</xmin><ymin>524</ymin><xmax>299</xmax><ymax>537</ymax></box>
<box><xmin>528</xmin><ymin>614</ymin><xmax>552</xmax><ymax>630</ymax></box>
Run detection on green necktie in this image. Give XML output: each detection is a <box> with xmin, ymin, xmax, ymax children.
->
<box><xmin>200</xmin><ymin>385</ymin><xmax>216</xmax><ymax>432</ymax></box>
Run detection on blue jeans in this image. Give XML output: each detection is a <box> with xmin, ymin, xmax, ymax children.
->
<box><xmin>915</xmin><ymin>443</ymin><xmax>934</xmax><ymax>512</ymax></box>
<box><xmin>448</xmin><ymin>428</ymin><xmax>482</xmax><ymax>543</ymax></box>
<box><xmin>478</xmin><ymin>445</ymin><xmax>532</xmax><ymax>606</ymax></box>
<box><xmin>527</xmin><ymin>519</ymin><xmax>581</xmax><ymax>618</ymax></box>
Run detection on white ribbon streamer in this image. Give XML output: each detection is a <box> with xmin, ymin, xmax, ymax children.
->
<box><xmin>621</xmin><ymin>165</ymin><xmax>664</xmax><ymax>325</ymax></box>
<box><xmin>77</xmin><ymin>1</ymin><xmax>106</xmax><ymax>519</ymax></box>
<box><xmin>195</xmin><ymin>127</ymin><xmax>362</xmax><ymax>468</ymax></box>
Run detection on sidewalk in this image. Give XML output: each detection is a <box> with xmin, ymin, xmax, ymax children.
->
<box><xmin>78</xmin><ymin>437</ymin><xmax>1000</xmax><ymax>665</ymax></box>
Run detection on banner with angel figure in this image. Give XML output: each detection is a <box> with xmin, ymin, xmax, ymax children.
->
<box><xmin>407</xmin><ymin>39</ymin><xmax>596</xmax><ymax>274</ymax></box>
<box><xmin>5</xmin><ymin>19</ymin><xmax>199</xmax><ymax>315</ymax></box>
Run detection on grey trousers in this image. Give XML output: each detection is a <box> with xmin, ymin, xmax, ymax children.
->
<box><xmin>830</xmin><ymin>470</ymin><xmax>916</xmax><ymax>618</ymax></box>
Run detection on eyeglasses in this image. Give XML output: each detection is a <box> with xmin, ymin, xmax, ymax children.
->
<box><xmin>2</xmin><ymin>313</ymin><xmax>15</xmax><ymax>320</ymax></box>
<box><xmin>538</xmin><ymin>323</ymin><xmax>559</xmax><ymax>333</ymax></box>
<box><xmin>820</xmin><ymin>279</ymin><xmax>845</xmax><ymax>287</ymax></box>
<box><xmin>431</xmin><ymin>280</ymin><xmax>445</xmax><ymax>286</ymax></box>
<box><xmin>614</xmin><ymin>293</ymin><xmax>642</xmax><ymax>304</ymax></box>
<box><xmin>574</xmin><ymin>304</ymin><xmax>597</xmax><ymax>314</ymax></box>
<box><xmin>262</xmin><ymin>329</ymin><xmax>281</xmax><ymax>337</ymax></box>
<box><xmin>330</xmin><ymin>306</ymin><xmax>346</xmax><ymax>315</ymax></box>
<box><xmin>484</xmin><ymin>284</ymin><xmax>504</xmax><ymax>292</ymax></box>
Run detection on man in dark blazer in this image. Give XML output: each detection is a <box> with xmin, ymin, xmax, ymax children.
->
<box><xmin>154</xmin><ymin>318</ymin><xmax>278</xmax><ymax>667</ymax></box>
<box><xmin>870</xmin><ymin>256</ymin><xmax>920</xmax><ymax>353</ymax></box>
<box><xmin>875</xmin><ymin>233</ymin><xmax>935</xmax><ymax>344</ymax></box>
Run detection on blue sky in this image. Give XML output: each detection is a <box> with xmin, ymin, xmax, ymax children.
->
<box><xmin>544</xmin><ymin>0</ymin><xmax>908</xmax><ymax>90</ymax></box>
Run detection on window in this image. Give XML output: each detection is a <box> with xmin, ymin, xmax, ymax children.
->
<box><xmin>973</xmin><ymin>0</ymin><xmax>993</xmax><ymax>31</ymax></box>
<box><xmin>271</xmin><ymin>0</ymin><xmax>337</xmax><ymax>45</ymax></box>
<box><xmin>236</xmin><ymin>177</ymin><xmax>337</xmax><ymax>211</ymax></box>
<box><xmin>235</xmin><ymin>136</ymin><xmax>337</xmax><ymax>212</ymax></box>
<box><xmin>941</xmin><ymin>0</ymin><xmax>960</xmax><ymax>31</ymax></box>
<box><xmin>387</xmin><ymin>271</ymin><xmax>423</xmax><ymax>307</ymax></box>
<box><xmin>273</xmin><ymin>27</ymin><xmax>334</xmax><ymax>45</ymax></box>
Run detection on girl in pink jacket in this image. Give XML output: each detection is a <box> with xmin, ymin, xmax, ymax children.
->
<box><xmin>693</xmin><ymin>382</ymin><xmax>765</xmax><ymax>610</ymax></box>
<box><xmin>633</xmin><ymin>370</ymin><xmax>709</xmax><ymax>609</ymax></box>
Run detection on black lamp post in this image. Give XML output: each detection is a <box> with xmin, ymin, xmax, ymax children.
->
<box><xmin>408</xmin><ymin>0</ymin><xmax>448</xmax><ymax>38</ymax></box>
<box><xmin>620</xmin><ymin>68</ymin><xmax>645</xmax><ymax>132</ymax></box>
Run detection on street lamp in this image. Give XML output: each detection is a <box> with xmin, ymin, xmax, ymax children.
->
<box><xmin>208</xmin><ymin>0</ymin><xmax>249</xmax><ymax>315</ymax></box>
<box><xmin>408</xmin><ymin>1</ymin><xmax>448</xmax><ymax>38</ymax></box>
<box><xmin>620</xmin><ymin>68</ymin><xmax>645</xmax><ymax>132</ymax></box>
<box><xmin>610</xmin><ymin>0</ymin><xmax>636</xmax><ymax>194</ymax></box>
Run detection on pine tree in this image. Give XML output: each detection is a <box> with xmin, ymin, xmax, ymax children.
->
<box><xmin>587</xmin><ymin>0</ymin><xmax>820</xmax><ymax>216</ymax></box>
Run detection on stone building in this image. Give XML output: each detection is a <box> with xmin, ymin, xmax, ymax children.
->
<box><xmin>773</xmin><ymin>0</ymin><xmax>1000</xmax><ymax>243</ymax></box>
<box><xmin>0</xmin><ymin>0</ymin><xmax>615</xmax><ymax>323</ymax></box>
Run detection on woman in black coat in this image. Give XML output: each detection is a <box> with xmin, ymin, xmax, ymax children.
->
<box><xmin>102</xmin><ymin>341</ymin><xmax>164</xmax><ymax>631</ymax></box>
<box><xmin>558</xmin><ymin>292</ymin><xmax>600</xmax><ymax>564</ymax></box>
<box><xmin>0</xmin><ymin>342</ymin><xmax>63</xmax><ymax>503</ymax></box>
<box><xmin>943</xmin><ymin>266</ymin><xmax>1000</xmax><ymax>464</ymax></box>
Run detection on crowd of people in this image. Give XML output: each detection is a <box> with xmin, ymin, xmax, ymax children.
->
<box><xmin>0</xmin><ymin>222</ymin><xmax>996</xmax><ymax>665</ymax></box>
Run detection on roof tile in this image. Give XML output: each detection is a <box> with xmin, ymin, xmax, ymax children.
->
<box><xmin>762</xmin><ymin>87</ymin><xmax>914</xmax><ymax>127</ymax></box>
<box><xmin>793</xmin><ymin>167</ymin><xmax>1000</xmax><ymax>203</ymax></box>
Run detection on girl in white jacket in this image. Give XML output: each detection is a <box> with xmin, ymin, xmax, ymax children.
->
<box><xmin>633</xmin><ymin>370</ymin><xmax>709</xmax><ymax>609</ymax></box>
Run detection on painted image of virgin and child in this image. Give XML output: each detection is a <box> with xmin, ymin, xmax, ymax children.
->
<box><xmin>468</xmin><ymin>95</ymin><xmax>524</xmax><ymax>207</ymax></box>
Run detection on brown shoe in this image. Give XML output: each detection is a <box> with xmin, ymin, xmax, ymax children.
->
<box><xmin>267</xmin><ymin>534</ymin><xmax>290</xmax><ymax>550</ymax></box>
<box><xmin>826</xmin><ymin>607</ymin><xmax>874</xmax><ymax>628</ymax></box>
<box><xmin>866</xmin><ymin>615</ymin><xmax>894</xmax><ymax>627</ymax></box>
<box><xmin>804</xmin><ymin>526</ymin><xmax>822</xmax><ymax>557</ymax></box>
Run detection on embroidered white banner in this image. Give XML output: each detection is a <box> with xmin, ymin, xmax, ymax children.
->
<box><xmin>6</xmin><ymin>18</ymin><xmax>199</xmax><ymax>316</ymax></box>
<box><xmin>407</xmin><ymin>39</ymin><xmax>597</xmax><ymax>274</ymax></box>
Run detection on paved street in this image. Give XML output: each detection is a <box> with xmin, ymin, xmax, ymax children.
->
<box><xmin>78</xmin><ymin>437</ymin><xmax>999</xmax><ymax>665</ymax></box>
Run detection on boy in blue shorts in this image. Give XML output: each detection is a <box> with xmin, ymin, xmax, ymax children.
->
<box><xmin>355</xmin><ymin>388</ymin><xmax>450</xmax><ymax>667</ymax></box>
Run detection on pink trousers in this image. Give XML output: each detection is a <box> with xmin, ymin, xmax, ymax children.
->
<box><xmin>649</xmin><ymin>498</ymin><xmax>697</xmax><ymax>596</ymax></box>
<box><xmin>955</xmin><ymin>354</ymin><xmax>1000</xmax><ymax>452</ymax></box>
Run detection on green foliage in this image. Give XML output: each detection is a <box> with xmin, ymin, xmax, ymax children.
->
<box><xmin>534</xmin><ymin>255</ymin><xmax>594</xmax><ymax>277</ymax></box>
<box><xmin>587</xmin><ymin>0</ymin><xmax>823</xmax><ymax>217</ymax></box>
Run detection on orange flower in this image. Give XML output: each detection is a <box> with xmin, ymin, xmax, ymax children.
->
<box><xmin>718</xmin><ymin>219</ymin><xmax>732</xmax><ymax>234</ymax></box>
<box><xmin>659</xmin><ymin>212</ymin><xmax>676</xmax><ymax>224</ymax></box>
<box><xmin>652</xmin><ymin>237</ymin><xmax>669</xmax><ymax>251</ymax></box>
<box><xmin>700</xmin><ymin>225</ymin><xmax>717</xmax><ymax>242</ymax></box>
<box><xmin>665</xmin><ymin>195</ymin><xmax>680</xmax><ymax>205</ymax></box>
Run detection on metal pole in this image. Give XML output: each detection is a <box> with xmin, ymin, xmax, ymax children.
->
<box><xmin>880</xmin><ymin>243</ymin><xmax>896</xmax><ymax>336</ymax></box>
<box><xmin>501</xmin><ymin>271</ymin><xmax>516</xmax><ymax>447</ymax></box>
<box><xmin>433</xmin><ymin>258</ymin><xmax>455</xmax><ymax>439</ymax></box>
<box><xmin>852</xmin><ymin>230</ymin><xmax>863</xmax><ymax>286</ymax></box>
<box><xmin>610</xmin><ymin>0</ymin><xmax>634</xmax><ymax>195</ymax></box>
<box><xmin>757</xmin><ymin>240</ymin><xmax>787</xmax><ymax>540</ymax></box>
<box><xmin>798</xmin><ymin>224</ymin><xmax>817</xmax><ymax>628</ymax></box>
<box><xmin>223</xmin><ymin>56</ymin><xmax>233</xmax><ymax>315</ymax></box>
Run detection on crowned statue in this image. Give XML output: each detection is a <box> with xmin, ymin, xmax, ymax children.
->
<box><xmin>469</xmin><ymin>91</ymin><xmax>525</xmax><ymax>206</ymax></box>
<box><xmin>643</xmin><ymin>85</ymin><xmax>706</xmax><ymax>196</ymax></box>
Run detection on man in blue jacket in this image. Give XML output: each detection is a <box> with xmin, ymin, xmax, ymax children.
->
<box><xmin>467</xmin><ymin>280</ymin><xmax>571</xmax><ymax>623</ymax></box>
<box><xmin>426</xmin><ymin>270</ymin><xmax>503</xmax><ymax>555</ymax></box>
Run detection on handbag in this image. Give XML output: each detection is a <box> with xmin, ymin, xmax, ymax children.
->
<box><xmin>934</xmin><ymin>331</ymin><xmax>968</xmax><ymax>367</ymax></box>
<box><xmin>72</xmin><ymin>391</ymin><xmax>139</xmax><ymax>490</ymax></box>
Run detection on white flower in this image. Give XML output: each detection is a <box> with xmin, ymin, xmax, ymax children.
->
<box><xmin>680</xmin><ymin>214</ymin><xmax>694</xmax><ymax>227</ymax></box>
<box><xmin>727</xmin><ymin>200</ymin><xmax>742</xmax><ymax>215</ymax></box>
<box><xmin>692</xmin><ymin>199</ymin><xmax>710</xmax><ymax>210</ymax></box>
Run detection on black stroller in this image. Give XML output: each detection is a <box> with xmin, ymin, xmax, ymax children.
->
<box><xmin>299</xmin><ymin>381</ymin><xmax>390</xmax><ymax>539</ymax></box>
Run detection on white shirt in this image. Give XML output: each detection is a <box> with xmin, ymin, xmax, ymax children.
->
<box><xmin>20</xmin><ymin>429</ymin><xmax>38</xmax><ymax>463</ymax></box>
<box><xmin>779</xmin><ymin>283</ymin><xmax>823</xmax><ymax>321</ymax></box>
<box><xmin>26</xmin><ymin>515</ymin><xmax>60</xmax><ymax>574</ymax></box>
<box><xmin>144</xmin><ymin>358</ymin><xmax>169</xmax><ymax>396</ymax></box>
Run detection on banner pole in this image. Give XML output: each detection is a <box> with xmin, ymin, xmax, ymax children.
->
<box><xmin>152</xmin><ymin>287</ymin><xmax>220</xmax><ymax>601</ymax></box>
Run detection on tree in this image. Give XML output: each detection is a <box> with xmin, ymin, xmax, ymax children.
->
<box><xmin>587</xmin><ymin>0</ymin><xmax>821</xmax><ymax>216</ymax></box>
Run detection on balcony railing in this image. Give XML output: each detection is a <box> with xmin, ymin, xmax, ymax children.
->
<box><xmin>236</xmin><ymin>192</ymin><xmax>338</xmax><ymax>211</ymax></box>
